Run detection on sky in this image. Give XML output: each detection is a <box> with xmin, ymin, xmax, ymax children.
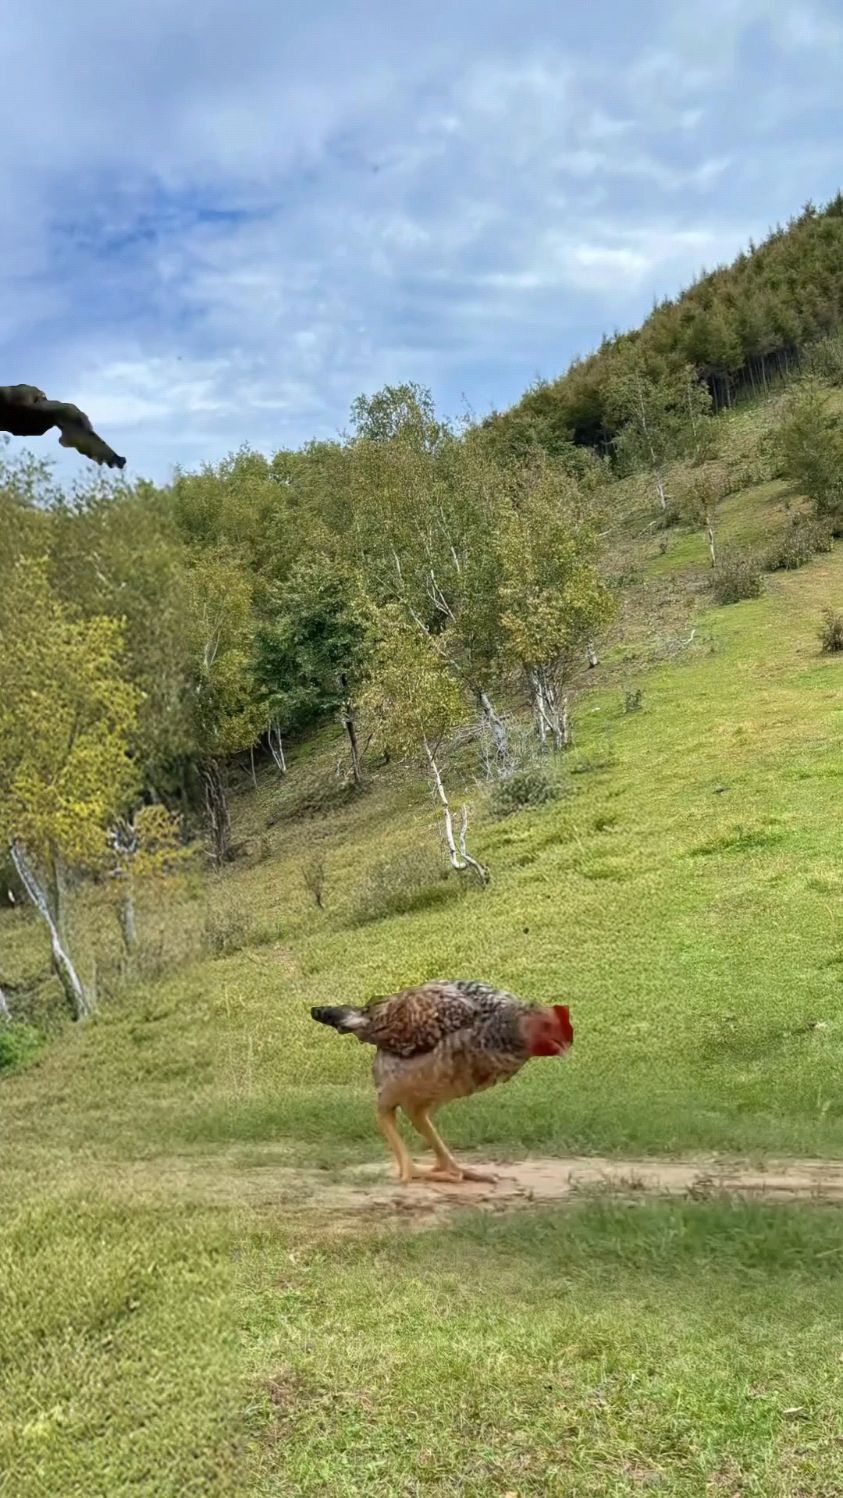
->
<box><xmin>1</xmin><ymin>0</ymin><xmax>842</xmax><ymax>485</ymax></box>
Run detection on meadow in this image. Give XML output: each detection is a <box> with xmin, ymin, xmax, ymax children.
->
<box><xmin>4</xmin><ymin>463</ymin><xmax>843</xmax><ymax>1496</ymax></box>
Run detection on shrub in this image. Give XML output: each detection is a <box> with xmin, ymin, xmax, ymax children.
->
<box><xmin>351</xmin><ymin>848</ymin><xmax>468</xmax><ymax>925</ymax></box>
<box><xmin>778</xmin><ymin>380</ymin><xmax>843</xmax><ymax>524</ymax></box>
<box><xmin>0</xmin><ymin>856</ymin><xmax>23</xmax><ymax>907</ymax></box>
<box><xmin>301</xmin><ymin>853</ymin><xmax>327</xmax><ymax>909</ymax></box>
<box><xmin>203</xmin><ymin>906</ymin><xmax>251</xmax><ymax>957</ymax></box>
<box><xmin>265</xmin><ymin>763</ymin><xmax>362</xmax><ymax>826</ymax></box>
<box><xmin>819</xmin><ymin>609</ymin><xmax>843</xmax><ymax>654</ymax></box>
<box><xmin>593</xmin><ymin>812</ymin><xmax>619</xmax><ymax>832</ymax></box>
<box><xmin>710</xmin><ymin>556</ymin><xmax>764</xmax><ymax>605</ymax></box>
<box><xmin>720</xmin><ymin>405</ymin><xmax>786</xmax><ymax>490</ymax></box>
<box><xmin>491</xmin><ymin>762</ymin><xmax>563</xmax><ymax>818</ymax></box>
<box><xmin>765</xmin><ymin>516</ymin><xmax>834</xmax><ymax>572</ymax></box>
<box><xmin>652</xmin><ymin>503</ymin><xmax>682</xmax><ymax>532</ymax></box>
<box><xmin>624</xmin><ymin>688</ymin><xmax>643</xmax><ymax>714</ymax></box>
<box><xmin>803</xmin><ymin>333</ymin><xmax>843</xmax><ymax>385</ymax></box>
<box><xmin>0</xmin><ymin>1020</ymin><xmax>43</xmax><ymax>1073</ymax></box>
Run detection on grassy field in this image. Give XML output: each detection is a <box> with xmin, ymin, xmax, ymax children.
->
<box><xmin>4</xmin><ymin>460</ymin><xmax>843</xmax><ymax>1495</ymax></box>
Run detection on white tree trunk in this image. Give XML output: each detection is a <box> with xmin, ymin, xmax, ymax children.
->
<box><xmin>586</xmin><ymin>642</ymin><xmax>598</xmax><ymax>669</ymax></box>
<box><xmin>558</xmin><ymin>693</ymin><xmax>571</xmax><ymax>749</ymax></box>
<box><xmin>529</xmin><ymin>668</ymin><xmax>546</xmax><ymax>746</ymax></box>
<box><xmin>529</xmin><ymin>668</ymin><xmax>570</xmax><ymax>750</ymax></box>
<box><xmin>10</xmin><ymin>841</ymin><xmax>92</xmax><ymax>1021</ymax></box>
<box><xmin>108</xmin><ymin>817</ymin><xmax>139</xmax><ymax>957</ymax></box>
<box><xmin>457</xmin><ymin>804</ymin><xmax>488</xmax><ymax>883</ymax></box>
<box><xmin>633</xmin><ymin>378</ymin><xmax>667</xmax><ymax>512</ymax></box>
<box><xmin>0</xmin><ymin>984</ymin><xmax>11</xmax><ymax>1021</ymax></box>
<box><xmin>423</xmin><ymin>739</ymin><xmax>487</xmax><ymax>881</ymax></box>
<box><xmin>268</xmin><ymin>722</ymin><xmax>287</xmax><ymax>775</ymax></box>
<box><xmin>545</xmin><ymin>681</ymin><xmax>569</xmax><ymax>750</ymax></box>
<box><xmin>686</xmin><ymin>378</ymin><xmax>699</xmax><ymax>445</ymax></box>
<box><xmin>425</xmin><ymin>738</ymin><xmax>460</xmax><ymax>864</ymax></box>
<box><xmin>707</xmin><ymin>521</ymin><xmax>717</xmax><ymax>567</ymax></box>
<box><xmin>476</xmin><ymin>689</ymin><xmax>510</xmax><ymax>771</ymax></box>
<box><xmin>119</xmin><ymin>877</ymin><xmax>138</xmax><ymax>955</ymax></box>
<box><xmin>530</xmin><ymin>670</ymin><xmax>548</xmax><ymax>747</ymax></box>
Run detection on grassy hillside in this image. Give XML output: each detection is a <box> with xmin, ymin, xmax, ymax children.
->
<box><xmin>5</xmin><ymin>441</ymin><xmax>843</xmax><ymax>1495</ymax></box>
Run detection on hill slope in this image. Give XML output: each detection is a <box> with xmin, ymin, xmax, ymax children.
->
<box><xmin>4</xmin><ymin>437</ymin><xmax>843</xmax><ymax>1492</ymax></box>
<box><xmin>486</xmin><ymin>193</ymin><xmax>843</xmax><ymax>451</ymax></box>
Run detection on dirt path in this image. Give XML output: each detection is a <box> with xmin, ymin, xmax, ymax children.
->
<box><xmin>299</xmin><ymin>1155</ymin><xmax>843</xmax><ymax>1224</ymax></box>
<box><xmin>110</xmin><ymin>1151</ymin><xmax>843</xmax><ymax>1226</ymax></box>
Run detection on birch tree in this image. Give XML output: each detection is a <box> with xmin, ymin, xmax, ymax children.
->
<box><xmin>0</xmin><ymin>558</ymin><xmax>139</xmax><ymax>1018</ymax></box>
<box><xmin>678</xmin><ymin>464</ymin><xmax>730</xmax><ymax>568</ymax></box>
<box><xmin>362</xmin><ymin>608</ymin><xmax>486</xmax><ymax>880</ymax></box>
<box><xmin>499</xmin><ymin>459</ymin><xmax>613</xmax><ymax>748</ymax></box>
<box><xmin>348</xmin><ymin>388</ymin><xmax>511</xmax><ymax>769</ymax></box>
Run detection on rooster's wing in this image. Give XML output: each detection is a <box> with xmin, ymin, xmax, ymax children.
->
<box><xmin>361</xmin><ymin>981</ymin><xmax>514</xmax><ymax>1057</ymax></box>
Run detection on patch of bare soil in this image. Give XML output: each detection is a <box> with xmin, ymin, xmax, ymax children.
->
<box><xmin>309</xmin><ymin>1155</ymin><xmax>843</xmax><ymax>1226</ymax></box>
<box><xmin>110</xmin><ymin>1152</ymin><xmax>843</xmax><ymax>1227</ymax></box>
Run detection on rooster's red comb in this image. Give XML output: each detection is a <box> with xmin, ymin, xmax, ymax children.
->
<box><xmin>553</xmin><ymin>1004</ymin><xmax>574</xmax><ymax>1047</ymax></box>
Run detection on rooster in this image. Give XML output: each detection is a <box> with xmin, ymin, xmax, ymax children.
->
<box><xmin>311</xmin><ymin>979</ymin><xmax>573</xmax><ymax>1184</ymax></box>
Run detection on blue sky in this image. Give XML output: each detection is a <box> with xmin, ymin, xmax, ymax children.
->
<box><xmin>2</xmin><ymin>0</ymin><xmax>842</xmax><ymax>483</ymax></box>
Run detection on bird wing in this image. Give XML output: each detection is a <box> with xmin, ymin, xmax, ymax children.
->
<box><xmin>362</xmin><ymin>982</ymin><xmax>486</xmax><ymax>1057</ymax></box>
<box><xmin>0</xmin><ymin>387</ymin><xmax>125</xmax><ymax>468</ymax></box>
<box><xmin>43</xmin><ymin>401</ymin><xmax>126</xmax><ymax>470</ymax></box>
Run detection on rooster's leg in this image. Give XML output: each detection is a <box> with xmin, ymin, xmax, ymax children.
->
<box><xmin>377</xmin><ymin>1106</ymin><xmax>418</xmax><ymax>1184</ymax></box>
<box><xmin>406</xmin><ymin>1107</ymin><xmax>498</xmax><ymax>1185</ymax></box>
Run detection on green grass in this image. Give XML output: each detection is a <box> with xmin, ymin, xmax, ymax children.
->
<box><xmin>0</xmin><ymin>1190</ymin><xmax>250</xmax><ymax>1497</ymax></box>
<box><xmin>5</xmin><ymin>435</ymin><xmax>843</xmax><ymax>1492</ymax></box>
<box><xmin>6</xmin><ymin>1186</ymin><xmax>843</xmax><ymax>1496</ymax></box>
<box><xmin>643</xmin><ymin>478</ymin><xmax>796</xmax><ymax>579</ymax></box>
<box><xmin>247</xmin><ymin>1200</ymin><xmax>843</xmax><ymax>1497</ymax></box>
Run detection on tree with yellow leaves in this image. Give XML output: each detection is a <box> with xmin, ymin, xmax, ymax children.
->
<box><xmin>0</xmin><ymin>557</ymin><xmax>139</xmax><ymax>1018</ymax></box>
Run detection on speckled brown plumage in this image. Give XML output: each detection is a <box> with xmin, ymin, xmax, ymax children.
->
<box><xmin>314</xmin><ymin>979</ymin><xmax>532</xmax><ymax>1054</ymax></box>
<box><xmin>311</xmin><ymin>979</ymin><xmax>573</xmax><ymax>1186</ymax></box>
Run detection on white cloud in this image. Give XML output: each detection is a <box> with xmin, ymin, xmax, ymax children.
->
<box><xmin>470</xmin><ymin>223</ymin><xmax>741</xmax><ymax>299</ymax></box>
<box><xmin>0</xmin><ymin>0</ymin><xmax>838</xmax><ymax>480</ymax></box>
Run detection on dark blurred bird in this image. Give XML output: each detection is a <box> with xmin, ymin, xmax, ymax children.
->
<box><xmin>311</xmin><ymin>978</ymin><xmax>574</xmax><ymax>1185</ymax></box>
<box><xmin>0</xmin><ymin>384</ymin><xmax>126</xmax><ymax>469</ymax></box>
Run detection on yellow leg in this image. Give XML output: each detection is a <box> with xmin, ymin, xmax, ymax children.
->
<box><xmin>406</xmin><ymin>1107</ymin><xmax>498</xmax><ymax>1185</ymax></box>
<box><xmin>377</xmin><ymin>1106</ymin><xmax>418</xmax><ymax>1184</ymax></box>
